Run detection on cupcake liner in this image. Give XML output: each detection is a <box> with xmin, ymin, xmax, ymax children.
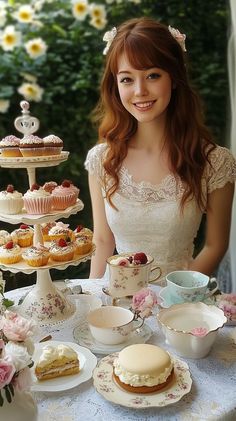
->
<box><xmin>20</xmin><ymin>147</ymin><xmax>44</xmax><ymax>157</ymax></box>
<box><xmin>0</xmin><ymin>254</ymin><xmax>22</xmax><ymax>264</ymax></box>
<box><xmin>0</xmin><ymin>148</ymin><xmax>22</xmax><ymax>157</ymax></box>
<box><xmin>52</xmin><ymin>194</ymin><xmax>76</xmax><ymax>210</ymax></box>
<box><xmin>43</xmin><ymin>146</ymin><xmax>63</xmax><ymax>156</ymax></box>
<box><xmin>0</xmin><ymin>198</ymin><xmax>23</xmax><ymax>214</ymax></box>
<box><xmin>23</xmin><ymin>255</ymin><xmax>49</xmax><ymax>267</ymax></box>
<box><xmin>24</xmin><ymin>197</ymin><xmax>53</xmax><ymax>215</ymax></box>
<box><xmin>50</xmin><ymin>250</ymin><xmax>74</xmax><ymax>262</ymax></box>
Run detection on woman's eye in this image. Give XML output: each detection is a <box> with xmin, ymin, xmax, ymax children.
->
<box><xmin>119</xmin><ymin>77</ymin><xmax>132</xmax><ymax>83</ymax></box>
<box><xmin>147</xmin><ymin>73</ymin><xmax>161</xmax><ymax>80</ymax></box>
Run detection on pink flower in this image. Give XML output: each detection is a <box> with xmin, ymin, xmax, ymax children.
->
<box><xmin>0</xmin><ymin>360</ymin><xmax>15</xmax><ymax>388</ymax></box>
<box><xmin>0</xmin><ymin>310</ymin><xmax>37</xmax><ymax>342</ymax></box>
<box><xmin>131</xmin><ymin>288</ymin><xmax>158</xmax><ymax>318</ymax></box>
<box><xmin>191</xmin><ymin>327</ymin><xmax>208</xmax><ymax>337</ymax></box>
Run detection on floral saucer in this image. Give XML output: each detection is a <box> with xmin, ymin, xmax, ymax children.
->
<box><xmin>159</xmin><ymin>286</ymin><xmax>216</xmax><ymax>308</ymax></box>
<box><xmin>93</xmin><ymin>352</ymin><xmax>192</xmax><ymax>408</ymax></box>
<box><xmin>73</xmin><ymin>321</ymin><xmax>153</xmax><ymax>355</ymax></box>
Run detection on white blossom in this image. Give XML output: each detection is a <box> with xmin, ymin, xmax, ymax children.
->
<box><xmin>89</xmin><ymin>3</ymin><xmax>107</xmax><ymax>20</ymax></box>
<box><xmin>0</xmin><ymin>99</ymin><xmax>10</xmax><ymax>113</ymax></box>
<box><xmin>90</xmin><ymin>16</ymin><xmax>107</xmax><ymax>30</ymax></box>
<box><xmin>5</xmin><ymin>342</ymin><xmax>32</xmax><ymax>372</ymax></box>
<box><xmin>18</xmin><ymin>82</ymin><xmax>44</xmax><ymax>102</ymax></box>
<box><xmin>71</xmin><ymin>0</ymin><xmax>89</xmax><ymax>21</ymax></box>
<box><xmin>0</xmin><ymin>9</ymin><xmax>6</xmax><ymax>27</ymax></box>
<box><xmin>14</xmin><ymin>4</ymin><xmax>35</xmax><ymax>23</ymax></box>
<box><xmin>25</xmin><ymin>37</ymin><xmax>48</xmax><ymax>59</ymax></box>
<box><xmin>0</xmin><ymin>25</ymin><xmax>21</xmax><ymax>51</ymax></box>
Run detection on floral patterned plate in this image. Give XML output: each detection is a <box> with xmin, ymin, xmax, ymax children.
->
<box><xmin>93</xmin><ymin>353</ymin><xmax>192</xmax><ymax>408</ymax></box>
<box><xmin>73</xmin><ymin>321</ymin><xmax>153</xmax><ymax>355</ymax></box>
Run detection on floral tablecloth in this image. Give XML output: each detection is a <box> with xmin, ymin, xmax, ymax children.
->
<box><xmin>5</xmin><ymin>279</ymin><xmax>236</xmax><ymax>421</ymax></box>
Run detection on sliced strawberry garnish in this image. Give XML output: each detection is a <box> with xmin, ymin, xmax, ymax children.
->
<box><xmin>58</xmin><ymin>238</ymin><xmax>67</xmax><ymax>247</ymax></box>
<box><xmin>30</xmin><ymin>183</ymin><xmax>40</xmax><ymax>191</ymax></box>
<box><xmin>5</xmin><ymin>241</ymin><xmax>14</xmax><ymax>249</ymax></box>
<box><xmin>20</xmin><ymin>224</ymin><xmax>29</xmax><ymax>230</ymax></box>
<box><xmin>6</xmin><ymin>184</ymin><xmax>14</xmax><ymax>193</ymax></box>
<box><xmin>75</xmin><ymin>225</ymin><xmax>83</xmax><ymax>232</ymax></box>
<box><xmin>133</xmin><ymin>252</ymin><xmax>148</xmax><ymax>265</ymax></box>
<box><xmin>61</xmin><ymin>179</ymin><xmax>71</xmax><ymax>188</ymax></box>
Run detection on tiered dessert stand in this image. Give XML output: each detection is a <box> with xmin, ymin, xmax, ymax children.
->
<box><xmin>0</xmin><ymin>101</ymin><xmax>94</xmax><ymax>324</ymax></box>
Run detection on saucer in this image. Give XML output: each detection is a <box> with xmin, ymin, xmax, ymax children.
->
<box><xmin>93</xmin><ymin>352</ymin><xmax>192</xmax><ymax>408</ymax></box>
<box><xmin>159</xmin><ymin>286</ymin><xmax>216</xmax><ymax>308</ymax></box>
<box><xmin>73</xmin><ymin>321</ymin><xmax>153</xmax><ymax>355</ymax></box>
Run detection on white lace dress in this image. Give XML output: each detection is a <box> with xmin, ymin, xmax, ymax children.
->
<box><xmin>85</xmin><ymin>143</ymin><xmax>236</xmax><ymax>279</ymax></box>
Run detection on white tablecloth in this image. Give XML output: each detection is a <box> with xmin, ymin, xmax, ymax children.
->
<box><xmin>5</xmin><ymin>279</ymin><xmax>236</xmax><ymax>421</ymax></box>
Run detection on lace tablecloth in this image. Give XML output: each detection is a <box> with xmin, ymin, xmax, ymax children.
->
<box><xmin>5</xmin><ymin>279</ymin><xmax>236</xmax><ymax>421</ymax></box>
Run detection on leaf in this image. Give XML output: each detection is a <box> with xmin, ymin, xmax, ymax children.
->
<box><xmin>4</xmin><ymin>385</ymin><xmax>12</xmax><ymax>403</ymax></box>
<box><xmin>0</xmin><ymin>390</ymin><xmax>3</xmax><ymax>407</ymax></box>
<box><xmin>9</xmin><ymin>383</ymin><xmax>14</xmax><ymax>397</ymax></box>
<box><xmin>2</xmin><ymin>298</ymin><xmax>14</xmax><ymax>308</ymax></box>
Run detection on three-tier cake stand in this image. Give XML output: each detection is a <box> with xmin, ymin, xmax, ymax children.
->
<box><xmin>0</xmin><ymin>101</ymin><xmax>94</xmax><ymax>325</ymax></box>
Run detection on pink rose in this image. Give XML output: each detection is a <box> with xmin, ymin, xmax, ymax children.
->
<box><xmin>0</xmin><ymin>310</ymin><xmax>37</xmax><ymax>342</ymax></box>
<box><xmin>131</xmin><ymin>288</ymin><xmax>158</xmax><ymax>318</ymax></box>
<box><xmin>0</xmin><ymin>360</ymin><xmax>15</xmax><ymax>388</ymax></box>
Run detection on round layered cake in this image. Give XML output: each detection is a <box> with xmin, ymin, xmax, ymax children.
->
<box><xmin>113</xmin><ymin>344</ymin><xmax>174</xmax><ymax>394</ymax></box>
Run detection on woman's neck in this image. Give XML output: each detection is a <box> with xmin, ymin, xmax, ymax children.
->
<box><xmin>129</xmin><ymin>118</ymin><xmax>167</xmax><ymax>152</ymax></box>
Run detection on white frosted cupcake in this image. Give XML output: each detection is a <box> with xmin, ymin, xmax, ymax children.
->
<box><xmin>0</xmin><ymin>135</ymin><xmax>22</xmax><ymax>157</ymax></box>
<box><xmin>23</xmin><ymin>183</ymin><xmax>53</xmax><ymax>214</ymax></box>
<box><xmin>19</xmin><ymin>135</ymin><xmax>44</xmax><ymax>157</ymax></box>
<box><xmin>43</xmin><ymin>135</ymin><xmax>63</xmax><ymax>156</ymax></box>
<box><xmin>0</xmin><ymin>230</ymin><xmax>12</xmax><ymax>246</ymax></box>
<box><xmin>49</xmin><ymin>238</ymin><xmax>75</xmax><ymax>262</ymax></box>
<box><xmin>0</xmin><ymin>184</ymin><xmax>24</xmax><ymax>214</ymax></box>
<box><xmin>22</xmin><ymin>244</ymin><xmax>50</xmax><ymax>267</ymax></box>
<box><xmin>0</xmin><ymin>241</ymin><xmax>22</xmax><ymax>264</ymax></box>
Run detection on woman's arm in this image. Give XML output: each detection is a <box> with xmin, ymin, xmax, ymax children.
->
<box><xmin>88</xmin><ymin>173</ymin><xmax>116</xmax><ymax>278</ymax></box>
<box><xmin>189</xmin><ymin>182</ymin><xmax>235</xmax><ymax>275</ymax></box>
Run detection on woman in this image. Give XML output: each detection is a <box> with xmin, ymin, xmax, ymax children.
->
<box><xmin>85</xmin><ymin>17</ymin><xmax>236</xmax><ymax>281</ymax></box>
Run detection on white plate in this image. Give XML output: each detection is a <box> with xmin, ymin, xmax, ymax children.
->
<box><xmin>0</xmin><ymin>151</ymin><xmax>69</xmax><ymax>168</ymax></box>
<box><xmin>31</xmin><ymin>340</ymin><xmax>97</xmax><ymax>392</ymax></box>
<box><xmin>73</xmin><ymin>321</ymin><xmax>153</xmax><ymax>355</ymax></box>
<box><xmin>93</xmin><ymin>353</ymin><xmax>192</xmax><ymax>408</ymax></box>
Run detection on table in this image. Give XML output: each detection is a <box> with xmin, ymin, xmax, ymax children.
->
<box><xmin>5</xmin><ymin>279</ymin><xmax>236</xmax><ymax>421</ymax></box>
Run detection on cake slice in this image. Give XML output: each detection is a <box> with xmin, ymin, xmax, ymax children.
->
<box><xmin>35</xmin><ymin>344</ymin><xmax>80</xmax><ymax>381</ymax></box>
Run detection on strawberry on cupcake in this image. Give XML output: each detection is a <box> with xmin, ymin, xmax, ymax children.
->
<box><xmin>51</xmin><ymin>179</ymin><xmax>79</xmax><ymax>210</ymax></box>
<box><xmin>23</xmin><ymin>183</ymin><xmax>53</xmax><ymax>215</ymax></box>
<box><xmin>0</xmin><ymin>184</ymin><xmax>23</xmax><ymax>214</ymax></box>
<box><xmin>0</xmin><ymin>240</ymin><xmax>22</xmax><ymax>264</ymax></box>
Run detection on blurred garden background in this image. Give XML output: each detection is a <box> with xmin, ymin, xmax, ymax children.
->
<box><xmin>0</xmin><ymin>0</ymin><xmax>230</xmax><ymax>289</ymax></box>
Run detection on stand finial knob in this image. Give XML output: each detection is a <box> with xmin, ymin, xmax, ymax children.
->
<box><xmin>14</xmin><ymin>101</ymin><xmax>40</xmax><ymax>137</ymax></box>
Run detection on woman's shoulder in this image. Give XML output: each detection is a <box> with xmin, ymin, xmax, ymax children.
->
<box><xmin>84</xmin><ymin>143</ymin><xmax>107</xmax><ymax>176</ymax></box>
<box><xmin>204</xmin><ymin>145</ymin><xmax>236</xmax><ymax>192</ymax></box>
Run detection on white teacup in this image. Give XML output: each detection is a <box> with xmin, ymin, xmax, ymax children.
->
<box><xmin>87</xmin><ymin>306</ymin><xmax>144</xmax><ymax>345</ymax></box>
<box><xmin>166</xmin><ymin>270</ymin><xmax>219</xmax><ymax>303</ymax></box>
<box><xmin>107</xmin><ymin>253</ymin><xmax>161</xmax><ymax>298</ymax></box>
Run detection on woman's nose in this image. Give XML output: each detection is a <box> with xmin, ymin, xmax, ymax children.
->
<box><xmin>134</xmin><ymin>79</ymin><xmax>148</xmax><ymax>96</ymax></box>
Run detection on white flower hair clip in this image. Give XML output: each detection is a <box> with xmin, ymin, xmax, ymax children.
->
<box><xmin>168</xmin><ymin>25</ymin><xmax>186</xmax><ymax>52</ymax></box>
<box><xmin>103</xmin><ymin>27</ymin><xmax>117</xmax><ymax>55</ymax></box>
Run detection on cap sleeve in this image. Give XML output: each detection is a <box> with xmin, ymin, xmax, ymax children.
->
<box><xmin>84</xmin><ymin>143</ymin><xmax>107</xmax><ymax>180</ymax></box>
<box><xmin>205</xmin><ymin>146</ymin><xmax>236</xmax><ymax>194</ymax></box>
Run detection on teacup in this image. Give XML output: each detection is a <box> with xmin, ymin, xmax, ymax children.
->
<box><xmin>107</xmin><ymin>253</ymin><xmax>162</xmax><ymax>298</ymax></box>
<box><xmin>87</xmin><ymin>305</ymin><xmax>144</xmax><ymax>345</ymax></box>
<box><xmin>166</xmin><ymin>270</ymin><xmax>218</xmax><ymax>303</ymax></box>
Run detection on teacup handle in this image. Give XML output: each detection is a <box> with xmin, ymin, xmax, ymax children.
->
<box><xmin>149</xmin><ymin>266</ymin><xmax>162</xmax><ymax>283</ymax></box>
<box><xmin>131</xmin><ymin>314</ymin><xmax>144</xmax><ymax>332</ymax></box>
<box><xmin>205</xmin><ymin>277</ymin><xmax>219</xmax><ymax>298</ymax></box>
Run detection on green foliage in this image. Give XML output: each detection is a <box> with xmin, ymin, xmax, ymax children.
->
<box><xmin>0</xmin><ymin>0</ymin><xmax>229</xmax><ymax>283</ymax></box>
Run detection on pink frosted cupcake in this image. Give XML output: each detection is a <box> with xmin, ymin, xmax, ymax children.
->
<box><xmin>19</xmin><ymin>135</ymin><xmax>44</xmax><ymax>157</ymax></box>
<box><xmin>43</xmin><ymin>135</ymin><xmax>63</xmax><ymax>156</ymax></box>
<box><xmin>0</xmin><ymin>135</ymin><xmax>22</xmax><ymax>157</ymax></box>
<box><xmin>23</xmin><ymin>183</ymin><xmax>53</xmax><ymax>214</ymax></box>
<box><xmin>51</xmin><ymin>180</ymin><xmax>79</xmax><ymax>210</ymax></box>
<box><xmin>43</xmin><ymin>181</ymin><xmax>58</xmax><ymax>193</ymax></box>
<box><xmin>0</xmin><ymin>184</ymin><xmax>23</xmax><ymax>214</ymax></box>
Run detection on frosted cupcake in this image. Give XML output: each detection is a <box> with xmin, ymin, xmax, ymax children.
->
<box><xmin>41</xmin><ymin>222</ymin><xmax>56</xmax><ymax>242</ymax></box>
<box><xmin>0</xmin><ymin>135</ymin><xmax>22</xmax><ymax>157</ymax></box>
<box><xmin>43</xmin><ymin>181</ymin><xmax>58</xmax><ymax>194</ymax></box>
<box><xmin>0</xmin><ymin>184</ymin><xmax>23</xmax><ymax>214</ymax></box>
<box><xmin>19</xmin><ymin>135</ymin><xmax>44</xmax><ymax>157</ymax></box>
<box><xmin>74</xmin><ymin>235</ymin><xmax>93</xmax><ymax>255</ymax></box>
<box><xmin>51</xmin><ymin>180</ymin><xmax>79</xmax><ymax>210</ymax></box>
<box><xmin>0</xmin><ymin>230</ymin><xmax>12</xmax><ymax>246</ymax></box>
<box><xmin>48</xmin><ymin>221</ymin><xmax>75</xmax><ymax>242</ymax></box>
<box><xmin>22</xmin><ymin>244</ymin><xmax>50</xmax><ymax>267</ymax></box>
<box><xmin>43</xmin><ymin>135</ymin><xmax>63</xmax><ymax>156</ymax></box>
<box><xmin>74</xmin><ymin>225</ymin><xmax>93</xmax><ymax>240</ymax></box>
<box><xmin>24</xmin><ymin>183</ymin><xmax>53</xmax><ymax>214</ymax></box>
<box><xmin>49</xmin><ymin>238</ymin><xmax>75</xmax><ymax>262</ymax></box>
<box><xmin>11</xmin><ymin>224</ymin><xmax>34</xmax><ymax>247</ymax></box>
<box><xmin>0</xmin><ymin>241</ymin><xmax>22</xmax><ymax>264</ymax></box>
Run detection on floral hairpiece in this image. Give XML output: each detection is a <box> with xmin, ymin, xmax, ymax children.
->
<box><xmin>168</xmin><ymin>25</ymin><xmax>186</xmax><ymax>52</ymax></box>
<box><xmin>103</xmin><ymin>27</ymin><xmax>117</xmax><ymax>55</ymax></box>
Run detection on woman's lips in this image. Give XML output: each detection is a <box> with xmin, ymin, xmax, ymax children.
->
<box><xmin>133</xmin><ymin>100</ymin><xmax>156</xmax><ymax>110</ymax></box>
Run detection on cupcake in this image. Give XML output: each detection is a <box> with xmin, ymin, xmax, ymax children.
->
<box><xmin>0</xmin><ymin>240</ymin><xmax>22</xmax><ymax>264</ymax></box>
<box><xmin>19</xmin><ymin>135</ymin><xmax>44</xmax><ymax>157</ymax></box>
<box><xmin>49</xmin><ymin>238</ymin><xmax>75</xmax><ymax>262</ymax></box>
<box><xmin>0</xmin><ymin>184</ymin><xmax>23</xmax><ymax>214</ymax></box>
<box><xmin>23</xmin><ymin>183</ymin><xmax>53</xmax><ymax>215</ymax></box>
<box><xmin>43</xmin><ymin>181</ymin><xmax>58</xmax><ymax>194</ymax></box>
<box><xmin>41</xmin><ymin>222</ymin><xmax>56</xmax><ymax>242</ymax></box>
<box><xmin>74</xmin><ymin>225</ymin><xmax>93</xmax><ymax>240</ymax></box>
<box><xmin>0</xmin><ymin>135</ymin><xmax>22</xmax><ymax>157</ymax></box>
<box><xmin>0</xmin><ymin>230</ymin><xmax>12</xmax><ymax>246</ymax></box>
<box><xmin>74</xmin><ymin>235</ymin><xmax>93</xmax><ymax>255</ymax></box>
<box><xmin>43</xmin><ymin>135</ymin><xmax>63</xmax><ymax>156</ymax></box>
<box><xmin>11</xmin><ymin>224</ymin><xmax>34</xmax><ymax>247</ymax></box>
<box><xmin>48</xmin><ymin>221</ymin><xmax>75</xmax><ymax>242</ymax></box>
<box><xmin>22</xmin><ymin>244</ymin><xmax>50</xmax><ymax>267</ymax></box>
<box><xmin>51</xmin><ymin>180</ymin><xmax>79</xmax><ymax>210</ymax></box>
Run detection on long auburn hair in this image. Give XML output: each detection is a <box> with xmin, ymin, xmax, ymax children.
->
<box><xmin>93</xmin><ymin>17</ymin><xmax>216</xmax><ymax>210</ymax></box>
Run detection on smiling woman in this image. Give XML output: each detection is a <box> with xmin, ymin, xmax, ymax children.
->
<box><xmin>85</xmin><ymin>17</ymin><xmax>236</xmax><ymax>282</ymax></box>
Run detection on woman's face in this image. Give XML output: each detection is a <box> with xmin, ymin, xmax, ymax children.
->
<box><xmin>116</xmin><ymin>53</ymin><xmax>172</xmax><ymax>124</ymax></box>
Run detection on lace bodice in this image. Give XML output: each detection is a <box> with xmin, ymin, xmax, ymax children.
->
<box><xmin>85</xmin><ymin>143</ymin><xmax>236</xmax><ymax>279</ymax></box>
